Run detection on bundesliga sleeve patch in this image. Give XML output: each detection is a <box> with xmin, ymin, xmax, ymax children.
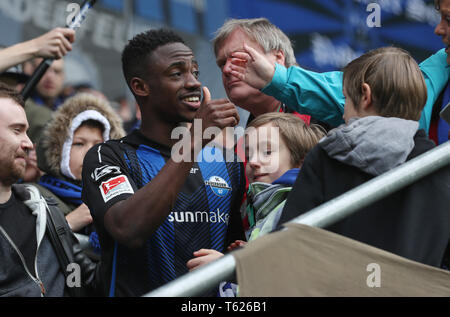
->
<box><xmin>99</xmin><ymin>175</ymin><xmax>134</xmax><ymax>203</ymax></box>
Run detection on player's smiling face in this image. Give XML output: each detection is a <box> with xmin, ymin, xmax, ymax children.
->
<box><xmin>146</xmin><ymin>42</ymin><xmax>202</xmax><ymax>124</ymax></box>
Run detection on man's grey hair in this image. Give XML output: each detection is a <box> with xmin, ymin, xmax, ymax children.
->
<box><xmin>212</xmin><ymin>18</ymin><xmax>297</xmax><ymax>67</ymax></box>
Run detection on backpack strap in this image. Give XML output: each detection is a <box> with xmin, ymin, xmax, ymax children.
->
<box><xmin>45</xmin><ymin>196</ymin><xmax>72</xmax><ymax>271</ymax></box>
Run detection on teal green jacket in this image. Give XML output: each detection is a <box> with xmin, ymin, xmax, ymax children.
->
<box><xmin>262</xmin><ymin>49</ymin><xmax>450</xmax><ymax>133</ymax></box>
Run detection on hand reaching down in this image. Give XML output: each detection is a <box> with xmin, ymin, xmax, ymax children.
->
<box><xmin>187</xmin><ymin>249</ymin><xmax>224</xmax><ymax>271</ymax></box>
<box><xmin>227</xmin><ymin>240</ymin><xmax>247</xmax><ymax>252</ymax></box>
<box><xmin>186</xmin><ymin>240</ymin><xmax>248</xmax><ymax>271</ymax></box>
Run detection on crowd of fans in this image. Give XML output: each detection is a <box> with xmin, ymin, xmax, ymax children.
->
<box><xmin>0</xmin><ymin>0</ymin><xmax>449</xmax><ymax>297</ymax></box>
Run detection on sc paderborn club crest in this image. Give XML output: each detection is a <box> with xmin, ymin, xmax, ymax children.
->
<box><xmin>205</xmin><ymin>176</ymin><xmax>231</xmax><ymax>197</ymax></box>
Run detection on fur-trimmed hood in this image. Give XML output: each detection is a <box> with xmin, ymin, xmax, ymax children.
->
<box><xmin>37</xmin><ymin>93</ymin><xmax>125</xmax><ymax>179</ymax></box>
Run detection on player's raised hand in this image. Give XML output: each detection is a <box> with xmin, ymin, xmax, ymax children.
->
<box><xmin>193</xmin><ymin>86</ymin><xmax>239</xmax><ymax>147</ymax></box>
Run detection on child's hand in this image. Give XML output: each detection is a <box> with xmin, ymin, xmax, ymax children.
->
<box><xmin>227</xmin><ymin>240</ymin><xmax>247</xmax><ymax>251</ymax></box>
<box><xmin>65</xmin><ymin>203</ymin><xmax>93</xmax><ymax>232</ymax></box>
<box><xmin>229</xmin><ymin>43</ymin><xmax>276</xmax><ymax>90</ymax></box>
<box><xmin>186</xmin><ymin>249</ymin><xmax>224</xmax><ymax>271</ymax></box>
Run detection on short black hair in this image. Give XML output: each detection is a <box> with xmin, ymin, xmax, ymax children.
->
<box><xmin>121</xmin><ymin>28</ymin><xmax>186</xmax><ymax>90</ymax></box>
<box><xmin>0</xmin><ymin>82</ymin><xmax>25</xmax><ymax>108</ymax></box>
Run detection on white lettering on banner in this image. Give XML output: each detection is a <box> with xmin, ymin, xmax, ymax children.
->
<box><xmin>406</xmin><ymin>0</ymin><xmax>439</xmax><ymax>26</ymax></box>
<box><xmin>0</xmin><ymin>0</ymin><xmax>208</xmax><ymax>53</ymax></box>
<box><xmin>1</xmin><ymin>0</ymin><xmax>34</xmax><ymax>22</ymax></box>
<box><xmin>92</xmin><ymin>11</ymin><xmax>117</xmax><ymax>50</ymax></box>
<box><xmin>355</xmin><ymin>0</ymin><xmax>439</xmax><ymax>26</ymax></box>
<box><xmin>0</xmin><ymin>0</ymin><xmax>128</xmax><ymax>53</ymax></box>
<box><xmin>311</xmin><ymin>33</ymin><xmax>362</xmax><ymax>68</ymax></box>
<box><xmin>33</xmin><ymin>0</ymin><xmax>53</xmax><ymax>29</ymax></box>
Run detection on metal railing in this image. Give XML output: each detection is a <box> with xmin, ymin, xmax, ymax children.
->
<box><xmin>144</xmin><ymin>140</ymin><xmax>450</xmax><ymax>297</ymax></box>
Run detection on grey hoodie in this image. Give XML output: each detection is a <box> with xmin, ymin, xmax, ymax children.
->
<box><xmin>319</xmin><ymin>116</ymin><xmax>419</xmax><ymax>176</ymax></box>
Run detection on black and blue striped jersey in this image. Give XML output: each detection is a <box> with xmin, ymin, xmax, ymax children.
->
<box><xmin>82</xmin><ymin>130</ymin><xmax>245</xmax><ymax>297</ymax></box>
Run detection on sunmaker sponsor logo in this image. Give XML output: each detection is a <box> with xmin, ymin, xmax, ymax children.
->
<box><xmin>167</xmin><ymin>209</ymin><xmax>229</xmax><ymax>224</ymax></box>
